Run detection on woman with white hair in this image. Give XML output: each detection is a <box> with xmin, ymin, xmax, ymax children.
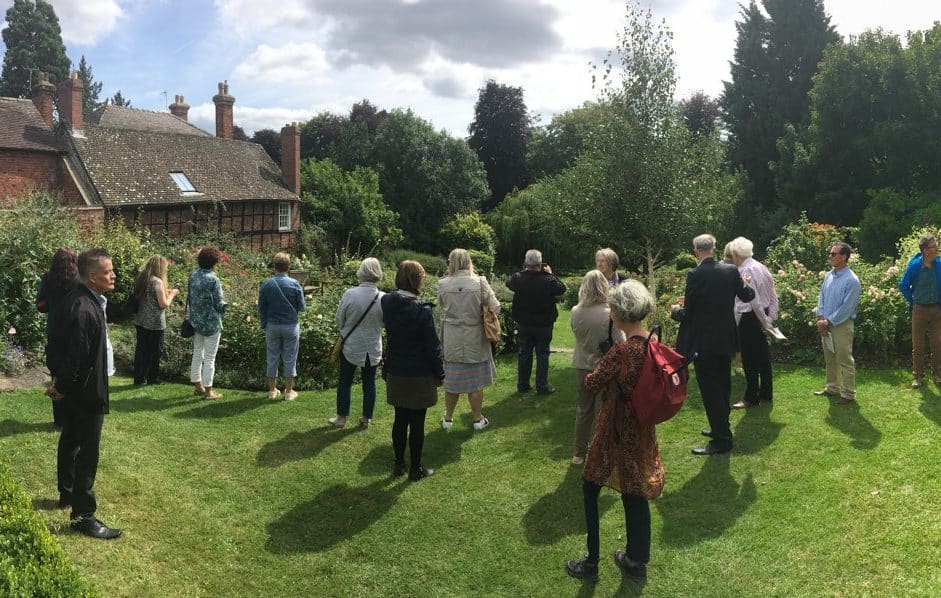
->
<box><xmin>330</xmin><ymin>257</ymin><xmax>385</xmax><ymax>427</ymax></box>
<box><xmin>569</xmin><ymin>270</ymin><xmax>626</xmax><ymax>465</ymax></box>
<box><xmin>566</xmin><ymin>279</ymin><xmax>664</xmax><ymax>583</ymax></box>
<box><xmin>437</xmin><ymin>248</ymin><xmax>500</xmax><ymax>430</ymax></box>
<box><xmin>595</xmin><ymin>248</ymin><xmax>629</xmax><ymax>287</ymax></box>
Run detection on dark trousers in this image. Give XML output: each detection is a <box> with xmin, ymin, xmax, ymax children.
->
<box><xmin>517</xmin><ymin>324</ymin><xmax>553</xmax><ymax>391</ymax></box>
<box><xmin>694</xmin><ymin>355</ymin><xmax>733</xmax><ymax>446</ymax></box>
<box><xmin>392</xmin><ymin>407</ymin><xmax>427</xmax><ymax>469</ymax></box>
<box><xmin>582</xmin><ymin>479</ymin><xmax>650</xmax><ymax>564</ymax></box>
<box><xmin>51</xmin><ymin>398</ymin><xmax>65</xmax><ymax>428</ymax></box>
<box><xmin>57</xmin><ymin>407</ymin><xmax>104</xmax><ymax>518</ymax></box>
<box><xmin>739</xmin><ymin>311</ymin><xmax>773</xmax><ymax>403</ymax></box>
<box><xmin>133</xmin><ymin>326</ymin><xmax>164</xmax><ymax>383</ymax></box>
<box><xmin>336</xmin><ymin>353</ymin><xmax>376</xmax><ymax>419</ymax></box>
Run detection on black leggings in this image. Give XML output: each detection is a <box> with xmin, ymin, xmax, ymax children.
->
<box><xmin>392</xmin><ymin>407</ymin><xmax>427</xmax><ymax>469</ymax></box>
<box><xmin>583</xmin><ymin>479</ymin><xmax>651</xmax><ymax>564</ymax></box>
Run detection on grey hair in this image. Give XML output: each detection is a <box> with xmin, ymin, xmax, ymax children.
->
<box><xmin>727</xmin><ymin>236</ymin><xmax>754</xmax><ymax>259</ymax></box>
<box><xmin>356</xmin><ymin>257</ymin><xmax>383</xmax><ymax>283</ymax></box>
<box><xmin>608</xmin><ymin>279</ymin><xmax>654</xmax><ymax>323</ymax></box>
<box><xmin>447</xmin><ymin>248</ymin><xmax>475</xmax><ymax>276</ymax></box>
<box><xmin>524</xmin><ymin>249</ymin><xmax>543</xmax><ymax>268</ymax></box>
<box><xmin>692</xmin><ymin>234</ymin><xmax>716</xmax><ymax>253</ymax></box>
<box><xmin>919</xmin><ymin>232</ymin><xmax>937</xmax><ymax>252</ymax></box>
<box><xmin>577</xmin><ymin>270</ymin><xmax>609</xmax><ymax>306</ymax></box>
<box><xmin>595</xmin><ymin>248</ymin><xmax>620</xmax><ymax>272</ymax></box>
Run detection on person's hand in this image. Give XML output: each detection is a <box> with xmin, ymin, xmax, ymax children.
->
<box><xmin>816</xmin><ymin>319</ymin><xmax>829</xmax><ymax>336</ymax></box>
<box><xmin>169</xmin><ymin>288</ymin><xmax>180</xmax><ymax>297</ymax></box>
<box><xmin>763</xmin><ymin>327</ymin><xmax>773</xmax><ymax>336</ymax></box>
<box><xmin>742</xmin><ymin>272</ymin><xmax>753</xmax><ymax>285</ymax></box>
<box><xmin>677</xmin><ymin>296</ymin><xmax>685</xmax><ymax>308</ymax></box>
<box><xmin>45</xmin><ymin>385</ymin><xmax>64</xmax><ymax>400</ymax></box>
<box><xmin>542</xmin><ymin>264</ymin><xmax>553</xmax><ymax>275</ymax></box>
<box><xmin>435</xmin><ymin>378</ymin><xmax>444</xmax><ymax>387</ymax></box>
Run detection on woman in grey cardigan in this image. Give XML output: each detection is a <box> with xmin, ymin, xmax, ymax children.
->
<box><xmin>330</xmin><ymin>258</ymin><xmax>384</xmax><ymax>428</ymax></box>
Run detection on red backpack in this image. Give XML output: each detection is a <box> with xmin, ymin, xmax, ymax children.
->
<box><xmin>631</xmin><ymin>325</ymin><xmax>691</xmax><ymax>425</ymax></box>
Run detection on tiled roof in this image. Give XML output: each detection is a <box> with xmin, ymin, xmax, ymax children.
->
<box><xmin>87</xmin><ymin>104</ymin><xmax>210</xmax><ymax>137</ymax></box>
<box><xmin>72</xmin><ymin>125</ymin><xmax>297</xmax><ymax>206</ymax></box>
<box><xmin>0</xmin><ymin>98</ymin><xmax>61</xmax><ymax>152</ymax></box>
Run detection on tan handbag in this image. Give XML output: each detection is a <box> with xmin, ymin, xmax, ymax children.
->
<box><xmin>480</xmin><ymin>278</ymin><xmax>501</xmax><ymax>343</ymax></box>
<box><xmin>329</xmin><ymin>338</ymin><xmax>344</xmax><ymax>364</ymax></box>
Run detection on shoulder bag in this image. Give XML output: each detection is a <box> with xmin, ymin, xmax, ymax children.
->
<box><xmin>479</xmin><ymin>277</ymin><xmax>501</xmax><ymax>343</ymax></box>
<box><xmin>331</xmin><ymin>291</ymin><xmax>380</xmax><ymax>364</ymax></box>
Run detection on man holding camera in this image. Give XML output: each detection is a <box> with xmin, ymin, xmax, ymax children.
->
<box><xmin>507</xmin><ymin>249</ymin><xmax>566</xmax><ymax>395</ymax></box>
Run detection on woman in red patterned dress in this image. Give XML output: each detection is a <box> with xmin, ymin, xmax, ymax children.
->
<box><xmin>565</xmin><ymin>279</ymin><xmax>664</xmax><ymax>583</ymax></box>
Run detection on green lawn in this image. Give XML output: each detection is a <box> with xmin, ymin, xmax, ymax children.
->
<box><xmin>2</xmin><ymin>313</ymin><xmax>941</xmax><ymax>596</ymax></box>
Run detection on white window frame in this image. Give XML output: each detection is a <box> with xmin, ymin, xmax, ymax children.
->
<box><xmin>278</xmin><ymin>201</ymin><xmax>292</xmax><ymax>231</ymax></box>
<box><xmin>169</xmin><ymin>171</ymin><xmax>198</xmax><ymax>194</ymax></box>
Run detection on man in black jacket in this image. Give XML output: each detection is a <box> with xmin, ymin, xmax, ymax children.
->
<box><xmin>507</xmin><ymin>249</ymin><xmax>566</xmax><ymax>394</ymax></box>
<box><xmin>48</xmin><ymin>248</ymin><xmax>122</xmax><ymax>539</ymax></box>
<box><xmin>671</xmin><ymin>234</ymin><xmax>755</xmax><ymax>455</ymax></box>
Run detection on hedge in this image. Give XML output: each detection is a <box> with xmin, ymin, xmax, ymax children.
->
<box><xmin>0</xmin><ymin>463</ymin><xmax>95</xmax><ymax>597</ymax></box>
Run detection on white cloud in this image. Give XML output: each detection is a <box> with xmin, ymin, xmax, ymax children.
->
<box><xmin>188</xmin><ymin>102</ymin><xmax>319</xmax><ymax>136</ymax></box>
<box><xmin>53</xmin><ymin>0</ymin><xmax>124</xmax><ymax>47</ymax></box>
<box><xmin>212</xmin><ymin>0</ymin><xmax>317</xmax><ymax>39</ymax></box>
<box><xmin>233</xmin><ymin>42</ymin><xmax>330</xmax><ymax>84</ymax></box>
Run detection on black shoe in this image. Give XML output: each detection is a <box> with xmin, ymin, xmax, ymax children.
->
<box><xmin>700</xmin><ymin>429</ymin><xmax>714</xmax><ymax>438</ymax></box>
<box><xmin>57</xmin><ymin>494</ymin><xmax>71</xmax><ymax>509</ymax></box>
<box><xmin>147</xmin><ymin>378</ymin><xmax>164</xmax><ymax>385</ymax></box>
<box><xmin>70</xmin><ymin>516</ymin><xmax>123</xmax><ymax>539</ymax></box>
<box><xmin>536</xmin><ymin>386</ymin><xmax>556</xmax><ymax>396</ymax></box>
<box><xmin>692</xmin><ymin>442</ymin><xmax>733</xmax><ymax>455</ymax></box>
<box><xmin>565</xmin><ymin>556</ymin><xmax>599</xmax><ymax>581</ymax></box>
<box><xmin>408</xmin><ymin>466</ymin><xmax>434</xmax><ymax>481</ymax></box>
<box><xmin>517</xmin><ymin>385</ymin><xmax>533</xmax><ymax>393</ymax></box>
<box><xmin>614</xmin><ymin>549</ymin><xmax>647</xmax><ymax>581</ymax></box>
<box><xmin>393</xmin><ymin>461</ymin><xmax>406</xmax><ymax>477</ymax></box>
<box><xmin>133</xmin><ymin>379</ymin><xmax>145</xmax><ymax>386</ymax></box>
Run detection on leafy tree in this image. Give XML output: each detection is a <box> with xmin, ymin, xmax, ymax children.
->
<box><xmin>679</xmin><ymin>92</ymin><xmax>720</xmax><ymax>138</ymax></box>
<box><xmin>251</xmin><ymin>128</ymin><xmax>281</xmax><ymax>163</ymax></box>
<box><xmin>300</xmin><ymin>158</ymin><xmax>403</xmax><ymax>252</ymax></box>
<box><xmin>231</xmin><ymin>125</ymin><xmax>250</xmax><ymax>142</ymax></box>
<box><xmin>110</xmin><ymin>90</ymin><xmax>131</xmax><ymax>107</ymax></box>
<box><xmin>372</xmin><ymin>109</ymin><xmax>488</xmax><ymax>252</ymax></box>
<box><xmin>468</xmin><ymin>80</ymin><xmax>532</xmax><ymax>210</ymax></box>
<box><xmin>0</xmin><ymin>0</ymin><xmax>70</xmax><ymax>98</ymax></box>
<box><xmin>526</xmin><ymin>102</ymin><xmax>610</xmax><ymax>182</ymax></box>
<box><xmin>720</xmin><ymin>0</ymin><xmax>839</xmax><ymax>246</ymax></box>
<box><xmin>300</xmin><ymin>112</ymin><xmax>346</xmax><ymax>161</ymax></box>
<box><xmin>349</xmin><ymin>99</ymin><xmax>387</xmax><ymax>135</ymax></box>
<box><xmin>438</xmin><ymin>212</ymin><xmax>496</xmax><ymax>256</ymax></box>
<box><xmin>75</xmin><ymin>55</ymin><xmax>102</xmax><ymax>116</ymax></box>
<box><xmin>858</xmin><ymin>188</ymin><xmax>941</xmax><ymax>260</ymax></box>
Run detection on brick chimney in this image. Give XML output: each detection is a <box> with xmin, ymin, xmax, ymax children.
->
<box><xmin>56</xmin><ymin>72</ymin><xmax>83</xmax><ymax>131</ymax></box>
<box><xmin>280</xmin><ymin>122</ymin><xmax>300</xmax><ymax>194</ymax></box>
<box><xmin>31</xmin><ymin>72</ymin><xmax>56</xmax><ymax>128</ymax></box>
<box><xmin>212</xmin><ymin>81</ymin><xmax>234</xmax><ymax>139</ymax></box>
<box><xmin>169</xmin><ymin>94</ymin><xmax>190</xmax><ymax>121</ymax></box>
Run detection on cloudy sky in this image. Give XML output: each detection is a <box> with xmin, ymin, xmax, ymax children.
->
<box><xmin>1</xmin><ymin>0</ymin><xmax>937</xmax><ymax>137</ymax></box>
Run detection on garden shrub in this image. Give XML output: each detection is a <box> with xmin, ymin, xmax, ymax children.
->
<box><xmin>87</xmin><ymin>220</ymin><xmax>149</xmax><ymax>311</ymax></box>
<box><xmin>0</xmin><ymin>192</ymin><xmax>80</xmax><ymax>356</ymax></box>
<box><xmin>0</xmin><ymin>335</ymin><xmax>27</xmax><ymax>376</ymax></box>
<box><xmin>0</xmin><ymin>463</ymin><xmax>94</xmax><ymax>597</ymax></box>
<box><xmin>765</xmin><ymin>212</ymin><xmax>857</xmax><ymax>273</ymax></box>
<box><xmin>437</xmin><ymin>212</ymin><xmax>496</xmax><ymax>256</ymax></box>
<box><xmin>468</xmin><ymin>249</ymin><xmax>494</xmax><ymax>277</ymax></box>
<box><xmin>383</xmin><ymin>250</ymin><xmax>448</xmax><ymax>277</ymax></box>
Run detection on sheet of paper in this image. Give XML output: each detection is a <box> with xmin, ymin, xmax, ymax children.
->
<box><xmin>824</xmin><ymin>331</ymin><xmax>834</xmax><ymax>353</ymax></box>
<box><xmin>770</xmin><ymin>327</ymin><xmax>786</xmax><ymax>340</ymax></box>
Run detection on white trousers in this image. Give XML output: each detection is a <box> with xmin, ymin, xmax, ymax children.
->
<box><xmin>191</xmin><ymin>331</ymin><xmax>221</xmax><ymax>387</ymax></box>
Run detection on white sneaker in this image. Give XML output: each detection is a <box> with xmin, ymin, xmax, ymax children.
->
<box><xmin>440</xmin><ymin>418</ymin><xmax>453</xmax><ymax>430</ymax></box>
<box><xmin>328</xmin><ymin>416</ymin><xmax>347</xmax><ymax>428</ymax></box>
<box><xmin>472</xmin><ymin>417</ymin><xmax>490</xmax><ymax>431</ymax></box>
<box><xmin>267</xmin><ymin>389</ymin><xmax>281</xmax><ymax>400</ymax></box>
<box><xmin>284</xmin><ymin>390</ymin><xmax>298</xmax><ymax>401</ymax></box>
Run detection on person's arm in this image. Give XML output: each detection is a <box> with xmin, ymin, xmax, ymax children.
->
<box><xmin>828</xmin><ymin>277</ymin><xmax>861</xmax><ymax>326</ymax></box>
<box><xmin>481</xmin><ymin>277</ymin><xmax>500</xmax><ymax>313</ymax></box>
<box><xmin>671</xmin><ymin>272</ymin><xmax>695</xmax><ymax>321</ymax></box>
<box><xmin>734</xmin><ymin>268</ymin><xmax>756</xmax><ymax>303</ymax></box>
<box><xmin>154</xmin><ymin>278</ymin><xmax>178</xmax><ymax>309</ymax></box>
<box><xmin>335</xmin><ymin>291</ymin><xmax>349</xmax><ymax>333</ymax></box>
<box><xmin>506</xmin><ymin>272</ymin><xmax>522</xmax><ymax>292</ymax></box>
<box><xmin>745</xmin><ymin>265</ymin><xmax>773</xmax><ymax>331</ymax></box>
<box><xmin>899</xmin><ymin>262</ymin><xmax>915</xmax><ymax>306</ymax></box>
<box><xmin>212</xmin><ymin>276</ymin><xmax>227</xmax><ymax>315</ymax></box>
<box><xmin>36</xmin><ymin>279</ymin><xmax>48</xmax><ymax>313</ymax></box>
<box><xmin>294</xmin><ymin>281</ymin><xmax>306</xmax><ymax>312</ymax></box>
<box><xmin>550</xmin><ymin>275</ymin><xmax>566</xmax><ymax>296</ymax></box>
<box><xmin>54</xmin><ymin>305</ymin><xmax>94</xmax><ymax>396</ymax></box>
<box><xmin>421</xmin><ymin>307</ymin><xmax>445</xmax><ymax>380</ymax></box>
<box><xmin>585</xmin><ymin>343</ymin><xmax>620</xmax><ymax>393</ymax></box>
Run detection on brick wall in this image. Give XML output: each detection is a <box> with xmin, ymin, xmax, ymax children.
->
<box><xmin>0</xmin><ymin>149</ymin><xmax>59</xmax><ymax>206</ymax></box>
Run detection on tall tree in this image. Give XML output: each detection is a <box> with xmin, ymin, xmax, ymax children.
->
<box><xmin>527</xmin><ymin>102</ymin><xmax>610</xmax><ymax>182</ymax></box>
<box><xmin>0</xmin><ymin>0</ymin><xmax>70</xmax><ymax>98</ymax></box>
<box><xmin>720</xmin><ymin>0</ymin><xmax>839</xmax><ymax>246</ymax></box>
<box><xmin>679</xmin><ymin>92</ymin><xmax>721</xmax><ymax>138</ymax></box>
<box><xmin>251</xmin><ymin>128</ymin><xmax>281</xmax><ymax>163</ymax></box>
<box><xmin>300</xmin><ymin>112</ymin><xmax>347</xmax><ymax>161</ymax></box>
<box><xmin>75</xmin><ymin>55</ymin><xmax>102</xmax><ymax>116</ymax></box>
<box><xmin>231</xmin><ymin>125</ymin><xmax>249</xmax><ymax>142</ymax></box>
<box><xmin>468</xmin><ymin>80</ymin><xmax>532</xmax><ymax>210</ymax></box>
<box><xmin>110</xmin><ymin>90</ymin><xmax>131</xmax><ymax>107</ymax></box>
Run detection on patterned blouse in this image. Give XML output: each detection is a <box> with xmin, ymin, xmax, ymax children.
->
<box><xmin>583</xmin><ymin>336</ymin><xmax>664</xmax><ymax>499</ymax></box>
<box><xmin>134</xmin><ymin>276</ymin><xmax>166</xmax><ymax>331</ymax></box>
<box><xmin>187</xmin><ymin>268</ymin><xmax>226</xmax><ymax>336</ymax></box>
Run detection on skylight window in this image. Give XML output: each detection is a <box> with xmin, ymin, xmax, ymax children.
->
<box><xmin>169</xmin><ymin>172</ymin><xmax>196</xmax><ymax>193</ymax></box>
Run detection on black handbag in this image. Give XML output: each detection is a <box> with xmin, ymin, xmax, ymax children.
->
<box><xmin>181</xmin><ymin>293</ymin><xmax>195</xmax><ymax>338</ymax></box>
<box><xmin>598</xmin><ymin>319</ymin><xmax>614</xmax><ymax>355</ymax></box>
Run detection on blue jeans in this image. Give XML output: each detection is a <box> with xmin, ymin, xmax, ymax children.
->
<box><xmin>582</xmin><ymin>479</ymin><xmax>650</xmax><ymax>564</ymax></box>
<box><xmin>516</xmin><ymin>324</ymin><xmax>553</xmax><ymax>391</ymax></box>
<box><xmin>265</xmin><ymin>323</ymin><xmax>300</xmax><ymax>378</ymax></box>
<box><xmin>336</xmin><ymin>353</ymin><xmax>376</xmax><ymax>418</ymax></box>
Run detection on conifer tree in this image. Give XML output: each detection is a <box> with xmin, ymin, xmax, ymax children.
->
<box><xmin>76</xmin><ymin>55</ymin><xmax>102</xmax><ymax>115</ymax></box>
<box><xmin>0</xmin><ymin>0</ymin><xmax>71</xmax><ymax>98</ymax></box>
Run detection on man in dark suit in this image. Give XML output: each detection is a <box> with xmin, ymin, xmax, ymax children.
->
<box><xmin>48</xmin><ymin>248</ymin><xmax>122</xmax><ymax>539</ymax></box>
<box><xmin>671</xmin><ymin>234</ymin><xmax>755</xmax><ymax>455</ymax></box>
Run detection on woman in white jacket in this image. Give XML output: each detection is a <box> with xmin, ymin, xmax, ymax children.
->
<box><xmin>437</xmin><ymin>249</ymin><xmax>500</xmax><ymax>431</ymax></box>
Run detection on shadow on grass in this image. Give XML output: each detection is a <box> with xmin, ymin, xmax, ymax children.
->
<box><xmin>257</xmin><ymin>426</ymin><xmax>358</xmax><ymax>467</ymax></box>
<box><xmin>655</xmin><ymin>455</ymin><xmax>756</xmax><ymax>547</ymax></box>
<box><xmin>0</xmin><ymin>419</ymin><xmax>58</xmax><ymax>437</ymax></box>
<box><xmin>32</xmin><ymin>497</ymin><xmax>61</xmax><ymax>510</ymax></box>
<box><xmin>825</xmin><ymin>399</ymin><xmax>882</xmax><ymax>450</ymax></box>
<box><xmin>918</xmin><ymin>385</ymin><xmax>941</xmax><ymax>427</ymax></box>
<box><xmin>357</xmin><ymin>423</ymin><xmax>473</xmax><ymax>477</ymax></box>
<box><xmin>174</xmin><ymin>395</ymin><xmax>268</xmax><ymax>419</ymax></box>
<box><xmin>110</xmin><ymin>393</ymin><xmax>195</xmax><ymax>413</ymax></box>
<box><xmin>522</xmin><ymin>465</ymin><xmax>616</xmax><ymax>546</ymax></box>
<box><xmin>265</xmin><ymin>477</ymin><xmax>405</xmax><ymax>554</ymax></box>
<box><xmin>733</xmin><ymin>403</ymin><xmax>784</xmax><ymax>455</ymax></box>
